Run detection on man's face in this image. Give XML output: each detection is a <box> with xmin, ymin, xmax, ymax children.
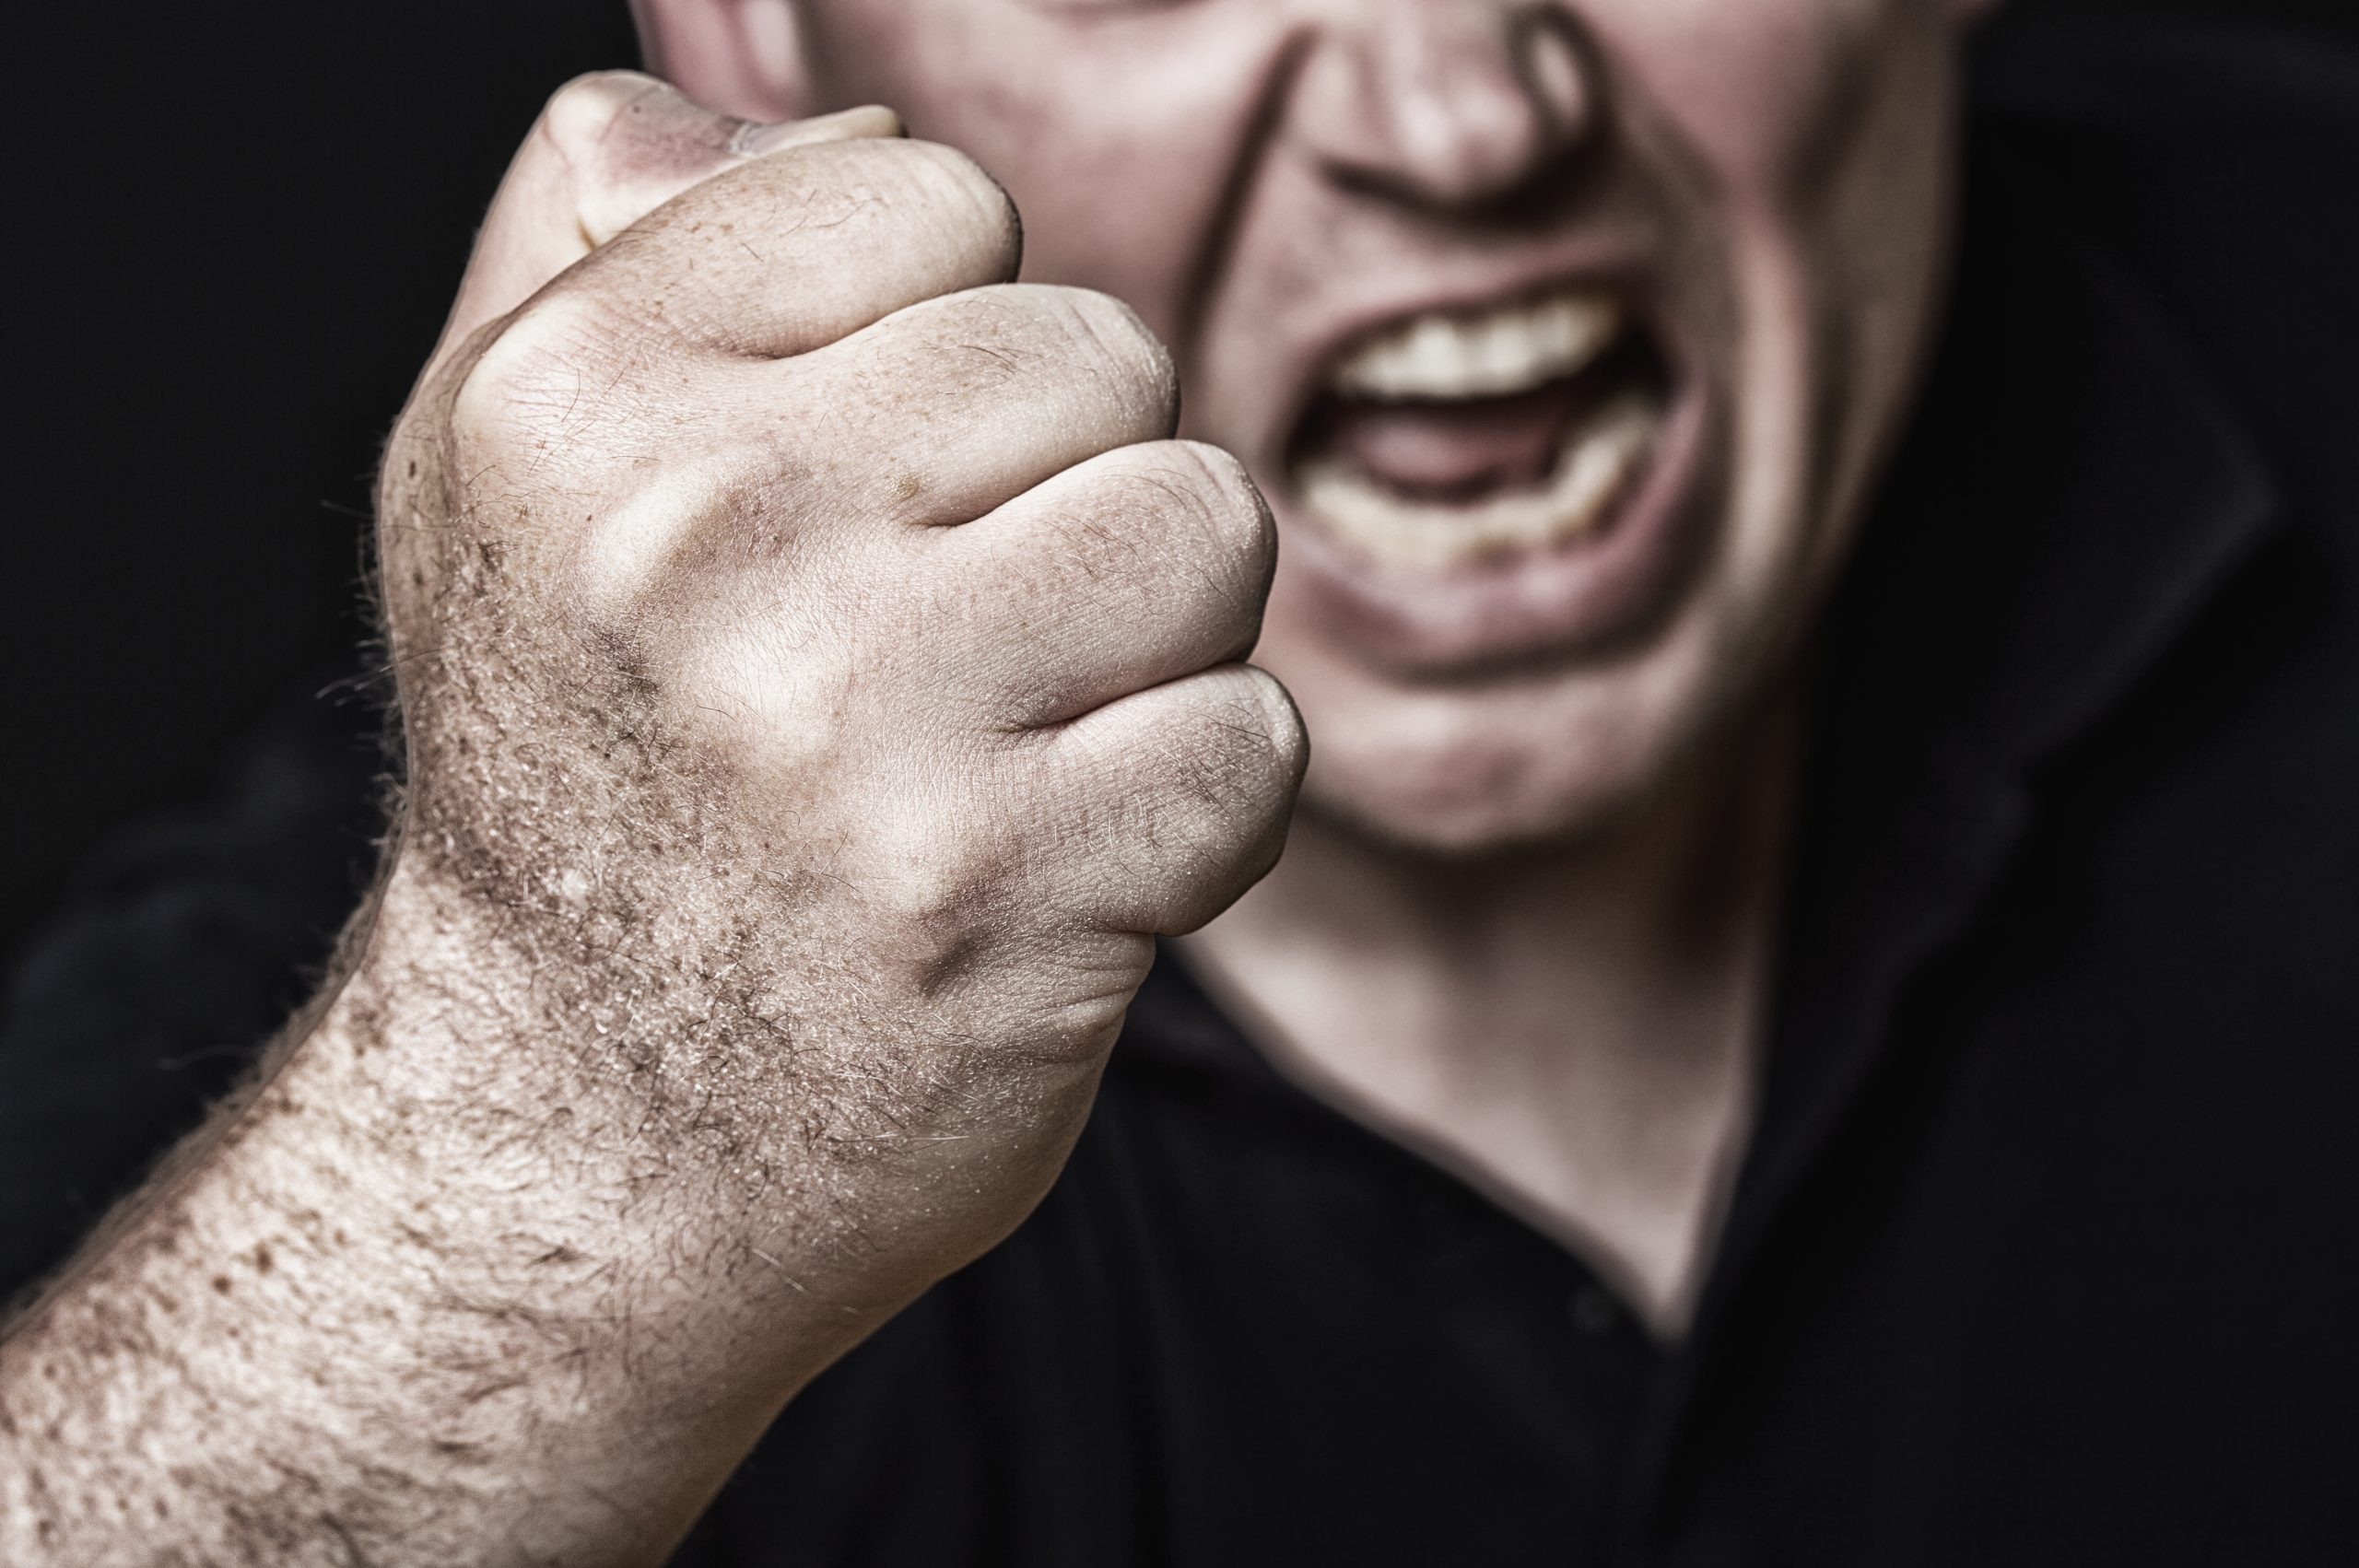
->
<box><xmin>661</xmin><ymin>0</ymin><xmax>1973</xmax><ymax>853</ymax></box>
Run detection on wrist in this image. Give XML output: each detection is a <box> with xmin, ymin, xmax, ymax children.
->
<box><xmin>291</xmin><ymin>857</ymin><xmax>908</xmax><ymax>1398</ymax></box>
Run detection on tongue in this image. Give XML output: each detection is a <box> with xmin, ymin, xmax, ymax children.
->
<box><xmin>1315</xmin><ymin>379</ymin><xmax>1590</xmax><ymax>501</ymax></box>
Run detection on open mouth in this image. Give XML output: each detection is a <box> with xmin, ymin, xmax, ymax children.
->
<box><xmin>1287</xmin><ymin>288</ymin><xmax>1674</xmax><ymax>574</ymax></box>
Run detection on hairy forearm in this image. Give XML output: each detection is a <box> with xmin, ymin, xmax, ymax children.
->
<box><xmin>0</xmin><ymin>867</ymin><xmax>923</xmax><ymax>1567</ymax></box>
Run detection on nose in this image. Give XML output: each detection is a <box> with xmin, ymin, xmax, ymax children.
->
<box><xmin>1295</xmin><ymin>2</ymin><xmax>1593</xmax><ymax>210</ymax></box>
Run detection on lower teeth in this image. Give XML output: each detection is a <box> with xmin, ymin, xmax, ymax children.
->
<box><xmin>1295</xmin><ymin>392</ymin><xmax>1661</xmax><ymax>572</ymax></box>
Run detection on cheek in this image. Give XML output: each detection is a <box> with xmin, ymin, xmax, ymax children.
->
<box><xmin>803</xmin><ymin>3</ymin><xmax>1289</xmax><ymax>352</ymax></box>
<box><xmin>1579</xmin><ymin>0</ymin><xmax>1880</xmax><ymax>201</ymax></box>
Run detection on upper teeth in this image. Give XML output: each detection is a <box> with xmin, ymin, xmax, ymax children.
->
<box><xmin>1328</xmin><ymin>290</ymin><xmax>1625</xmax><ymax>403</ymax></box>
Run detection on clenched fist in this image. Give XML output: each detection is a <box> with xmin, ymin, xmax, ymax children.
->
<box><xmin>0</xmin><ymin>75</ymin><xmax>1303</xmax><ymax>1568</ymax></box>
<box><xmin>377</xmin><ymin>73</ymin><xmax>1304</xmax><ymax>1310</ymax></box>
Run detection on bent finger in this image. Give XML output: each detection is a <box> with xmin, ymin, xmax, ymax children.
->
<box><xmin>1027</xmin><ymin>663</ymin><xmax>1309</xmax><ymax>937</ymax></box>
<box><xmin>756</xmin><ymin>284</ymin><xmax>1180</xmax><ymax>538</ymax></box>
<box><xmin>557</xmin><ymin>135</ymin><xmax>1025</xmax><ymax>365</ymax></box>
<box><xmin>916</xmin><ymin>440</ymin><xmax>1273</xmax><ymax>728</ymax></box>
<box><xmin>431</xmin><ymin>71</ymin><xmax>902</xmax><ymax>380</ymax></box>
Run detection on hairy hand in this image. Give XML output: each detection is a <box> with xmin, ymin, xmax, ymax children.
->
<box><xmin>371</xmin><ymin>71</ymin><xmax>1303</xmax><ymax>1326</ymax></box>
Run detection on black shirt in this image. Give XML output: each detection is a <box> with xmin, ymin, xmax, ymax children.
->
<box><xmin>6</xmin><ymin>17</ymin><xmax>2358</xmax><ymax>1565</ymax></box>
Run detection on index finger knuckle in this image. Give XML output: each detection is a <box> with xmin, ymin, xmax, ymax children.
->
<box><xmin>449</xmin><ymin>294</ymin><xmax>621</xmax><ymax>448</ymax></box>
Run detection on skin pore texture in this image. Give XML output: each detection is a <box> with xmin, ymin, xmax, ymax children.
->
<box><xmin>1</xmin><ymin>2</ymin><xmax>1978</xmax><ymax>1562</ymax></box>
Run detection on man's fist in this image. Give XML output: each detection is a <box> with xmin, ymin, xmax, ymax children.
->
<box><xmin>371</xmin><ymin>76</ymin><xmax>1305</xmax><ymax>1321</ymax></box>
<box><xmin>0</xmin><ymin>76</ymin><xmax>1306</xmax><ymax>1568</ymax></box>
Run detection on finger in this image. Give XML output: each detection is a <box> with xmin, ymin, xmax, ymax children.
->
<box><xmin>765</xmin><ymin>284</ymin><xmax>1180</xmax><ymax>537</ymax></box>
<box><xmin>438</xmin><ymin>166</ymin><xmax>1049</xmax><ymax>615</ymax></box>
<box><xmin>1027</xmin><ymin>663</ymin><xmax>1308</xmax><ymax>936</ymax></box>
<box><xmin>546</xmin><ymin>135</ymin><xmax>1025</xmax><ymax>366</ymax></box>
<box><xmin>917</xmin><ymin>441</ymin><xmax>1273</xmax><ymax>728</ymax></box>
<box><xmin>432</xmin><ymin>72</ymin><xmax>904</xmax><ymax>378</ymax></box>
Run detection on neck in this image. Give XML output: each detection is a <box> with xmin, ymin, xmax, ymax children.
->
<box><xmin>1180</xmin><ymin>694</ymin><xmax>1802</xmax><ymax>1337</ymax></box>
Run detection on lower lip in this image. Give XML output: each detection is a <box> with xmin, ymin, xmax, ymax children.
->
<box><xmin>1269</xmin><ymin>372</ymin><xmax>1717</xmax><ymax>680</ymax></box>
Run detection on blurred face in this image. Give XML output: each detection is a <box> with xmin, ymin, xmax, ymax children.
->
<box><xmin>650</xmin><ymin>0</ymin><xmax>1975</xmax><ymax>854</ymax></box>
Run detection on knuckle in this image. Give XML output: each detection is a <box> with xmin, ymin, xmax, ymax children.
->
<box><xmin>1222</xmin><ymin>668</ymin><xmax>1311</xmax><ymax>797</ymax></box>
<box><xmin>1082</xmin><ymin>443</ymin><xmax>1270</xmax><ymax>637</ymax></box>
<box><xmin>863</xmin><ymin>807</ymin><xmax>1007</xmax><ymax>948</ymax></box>
<box><xmin>1160</xmin><ymin>672</ymin><xmax>1306</xmax><ymax>826</ymax></box>
<box><xmin>1247</xmin><ymin>668</ymin><xmax>1312</xmax><ymax>788</ymax></box>
<box><xmin>572</xmin><ymin>448</ymin><xmax>750</xmax><ymax>618</ymax></box>
<box><xmin>1123</xmin><ymin>673</ymin><xmax>1303</xmax><ymax>932</ymax></box>
<box><xmin>891</xmin><ymin>140</ymin><xmax>1024</xmax><ymax>274</ymax></box>
<box><xmin>449</xmin><ymin>295</ymin><xmax>609</xmax><ymax>443</ymax></box>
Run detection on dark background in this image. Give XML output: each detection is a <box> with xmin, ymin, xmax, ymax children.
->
<box><xmin>4</xmin><ymin>0</ymin><xmax>2354</xmax><ymax>972</ymax></box>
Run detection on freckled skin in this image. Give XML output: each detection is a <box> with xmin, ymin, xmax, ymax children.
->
<box><xmin>2</xmin><ymin>3</ymin><xmax>1984</xmax><ymax>1561</ymax></box>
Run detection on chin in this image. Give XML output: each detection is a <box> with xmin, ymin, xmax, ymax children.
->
<box><xmin>1285</xmin><ymin>662</ymin><xmax>1716</xmax><ymax>860</ymax></box>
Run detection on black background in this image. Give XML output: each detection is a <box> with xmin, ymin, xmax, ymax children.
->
<box><xmin>4</xmin><ymin>0</ymin><xmax>2353</xmax><ymax>971</ymax></box>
